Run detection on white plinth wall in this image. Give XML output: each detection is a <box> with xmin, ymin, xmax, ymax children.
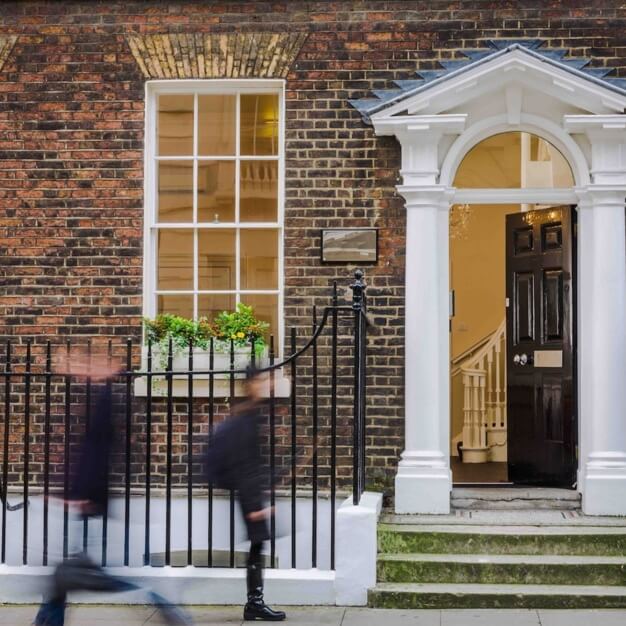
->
<box><xmin>370</xmin><ymin>49</ymin><xmax>626</xmax><ymax>516</ymax></box>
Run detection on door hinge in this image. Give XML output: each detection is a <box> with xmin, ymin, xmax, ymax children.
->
<box><xmin>449</xmin><ymin>290</ymin><xmax>455</xmax><ymax>317</ymax></box>
<box><xmin>505</xmin><ymin>297</ymin><xmax>510</xmax><ymax>308</ymax></box>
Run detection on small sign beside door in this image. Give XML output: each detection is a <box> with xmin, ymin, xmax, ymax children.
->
<box><xmin>533</xmin><ymin>350</ymin><xmax>563</xmax><ymax>368</ymax></box>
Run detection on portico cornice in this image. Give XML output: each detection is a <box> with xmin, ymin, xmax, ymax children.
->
<box><xmin>372</xmin><ymin>114</ymin><xmax>467</xmax><ymax>136</ymax></box>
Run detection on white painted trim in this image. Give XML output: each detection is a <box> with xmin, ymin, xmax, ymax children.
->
<box><xmin>142</xmin><ymin>80</ymin><xmax>286</xmax><ymax>360</ymax></box>
<box><xmin>452</xmin><ymin>188</ymin><xmax>579</xmax><ymax>205</ymax></box>
<box><xmin>369</xmin><ymin>47</ymin><xmax>626</xmax><ymax>120</ymax></box>
<box><xmin>0</xmin><ymin>564</ymin><xmax>336</xmax><ymax>606</ymax></box>
<box><xmin>440</xmin><ymin>113</ymin><xmax>591</xmax><ymax>188</ymax></box>
<box><xmin>335</xmin><ymin>492</ymin><xmax>383</xmax><ymax>605</ymax></box>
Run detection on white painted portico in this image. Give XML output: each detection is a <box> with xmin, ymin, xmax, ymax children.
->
<box><xmin>359</xmin><ymin>43</ymin><xmax>626</xmax><ymax>515</ymax></box>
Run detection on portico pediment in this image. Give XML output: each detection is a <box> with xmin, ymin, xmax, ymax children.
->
<box><xmin>350</xmin><ymin>40</ymin><xmax>626</xmax><ymax>122</ymax></box>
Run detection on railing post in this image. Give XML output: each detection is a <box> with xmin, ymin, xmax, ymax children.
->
<box><xmin>350</xmin><ymin>270</ymin><xmax>367</xmax><ymax>505</ymax></box>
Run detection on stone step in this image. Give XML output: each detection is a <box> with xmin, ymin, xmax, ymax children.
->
<box><xmin>377</xmin><ymin>553</ymin><xmax>626</xmax><ymax>586</ymax></box>
<box><xmin>379</xmin><ymin>524</ymin><xmax>626</xmax><ymax>556</ymax></box>
<box><xmin>451</xmin><ymin>487</ymin><xmax>581</xmax><ymax>510</ymax></box>
<box><xmin>368</xmin><ymin>582</ymin><xmax>626</xmax><ymax>609</ymax></box>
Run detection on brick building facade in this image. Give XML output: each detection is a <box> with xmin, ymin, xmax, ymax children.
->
<box><xmin>2</xmin><ymin>1</ymin><xmax>626</xmax><ymax>495</ymax></box>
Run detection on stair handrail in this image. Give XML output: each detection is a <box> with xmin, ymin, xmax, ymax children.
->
<box><xmin>451</xmin><ymin>318</ymin><xmax>506</xmax><ymax>376</ymax></box>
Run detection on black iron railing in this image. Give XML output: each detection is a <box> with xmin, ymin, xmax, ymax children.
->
<box><xmin>0</xmin><ymin>271</ymin><xmax>368</xmax><ymax>571</ymax></box>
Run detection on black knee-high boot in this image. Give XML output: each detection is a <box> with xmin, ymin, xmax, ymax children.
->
<box><xmin>244</xmin><ymin>542</ymin><xmax>286</xmax><ymax>621</ymax></box>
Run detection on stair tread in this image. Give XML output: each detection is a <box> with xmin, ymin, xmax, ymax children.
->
<box><xmin>381</xmin><ymin>510</ymin><xmax>625</xmax><ymax>527</ymax></box>
<box><xmin>378</xmin><ymin>552</ymin><xmax>626</xmax><ymax>564</ymax></box>
<box><xmin>371</xmin><ymin>582</ymin><xmax>626</xmax><ymax>596</ymax></box>
<box><xmin>380</xmin><ymin>523</ymin><xmax>626</xmax><ymax>534</ymax></box>
<box><xmin>451</xmin><ymin>487</ymin><xmax>580</xmax><ymax>500</ymax></box>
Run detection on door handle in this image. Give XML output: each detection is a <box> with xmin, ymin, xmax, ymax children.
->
<box><xmin>513</xmin><ymin>353</ymin><xmax>532</xmax><ymax>366</ymax></box>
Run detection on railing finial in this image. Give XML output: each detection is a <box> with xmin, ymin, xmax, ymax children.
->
<box><xmin>350</xmin><ymin>269</ymin><xmax>366</xmax><ymax>312</ymax></box>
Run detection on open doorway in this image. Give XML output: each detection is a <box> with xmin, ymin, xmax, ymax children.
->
<box><xmin>449</xmin><ymin>132</ymin><xmax>577</xmax><ymax>486</ymax></box>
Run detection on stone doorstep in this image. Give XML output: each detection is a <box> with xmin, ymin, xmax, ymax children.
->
<box><xmin>381</xmin><ymin>508</ymin><xmax>625</xmax><ymax>527</ymax></box>
<box><xmin>451</xmin><ymin>488</ymin><xmax>582</xmax><ymax>511</ymax></box>
<box><xmin>368</xmin><ymin>583</ymin><xmax>626</xmax><ymax>610</ymax></box>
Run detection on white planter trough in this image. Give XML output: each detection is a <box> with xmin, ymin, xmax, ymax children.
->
<box><xmin>142</xmin><ymin>345</ymin><xmax>269</xmax><ymax>377</ymax></box>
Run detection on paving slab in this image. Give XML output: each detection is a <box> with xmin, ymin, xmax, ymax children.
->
<box><xmin>441</xmin><ymin>609</ymin><xmax>541</xmax><ymax>625</ymax></box>
<box><xmin>537</xmin><ymin>609</ymin><xmax>626</xmax><ymax>626</ymax></box>
<box><xmin>343</xmin><ymin>607</ymin><xmax>440</xmax><ymax>626</ymax></box>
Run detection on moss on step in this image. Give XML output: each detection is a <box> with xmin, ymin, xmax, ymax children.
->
<box><xmin>378</xmin><ymin>526</ymin><xmax>626</xmax><ymax>556</ymax></box>
<box><xmin>377</xmin><ymin>556</ymin><xmax>626</xmax><ymax>586</ymax></box>
<box><xmin>368</xmin><ymin>586</ymin><xmax>626</xmax><ymax>610</ymax></box>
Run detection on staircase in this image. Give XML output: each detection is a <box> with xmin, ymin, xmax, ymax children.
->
<box><xmin>369</xmin><ymin>495</ymin><xmax>626</xmax><ymax>609</ymax></box>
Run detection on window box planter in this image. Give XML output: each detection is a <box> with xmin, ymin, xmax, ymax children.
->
<box><xmin>142</xmin><ymin>344</ymin><xmax>269</xmax><ymax>376</ymax></box>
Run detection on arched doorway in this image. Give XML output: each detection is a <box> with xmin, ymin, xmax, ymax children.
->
<box><xmin>448</xmin><ymin>132</ymin><xmax>577</xmax><ymax>486</ymax></box>
<box><xmin>360</xmin><ymin>40</ymin><xmax>626</xmax><ymax>515</ymax></box>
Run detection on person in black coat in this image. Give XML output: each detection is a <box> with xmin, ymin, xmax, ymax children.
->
<box><xmin>206</xmin><ymin>368</ymin><xmax>285</xmax><ymax>622</ymax></box>
<box><xmin>34</xmin><ymin>351</ymin><xmax>192</xmax><ymax>626</ymax></box>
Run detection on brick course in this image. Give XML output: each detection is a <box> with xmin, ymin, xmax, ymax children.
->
<box><xmin>2</xmin><ymin>1</ymin><xmax>626</xmax><ymax>493</ymax></box>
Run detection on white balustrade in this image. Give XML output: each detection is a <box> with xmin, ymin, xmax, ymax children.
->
<box><xmin>453</xmin><ymin>319</ymin><xmax>507</xmax><ymax>463</ymax></box>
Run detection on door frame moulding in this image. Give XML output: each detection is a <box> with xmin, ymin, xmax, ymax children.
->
<box><xmin>368</xmin><ymin>52</ymin><xmax>626</xmax><ymax>516</ymax></box>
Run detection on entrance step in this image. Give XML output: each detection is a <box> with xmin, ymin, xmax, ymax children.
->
<box><xmin>373</xmin><ymin>521</ymin><xmax>626</xmax><ymax>608</ymax></box>
<box><xmin>368</xmin><ymin>582</ymin><xmax>626</xmax><ymax>609</ymax></box>
<box><xmin>451</xmin><ymin>487</ymin><xmax>581</xmax><ymax>510</ymax></box>
<box><xmin>377</xmin><ymin>553</ymin><xmax>626</xmax><ymax>586</ymax></box>
<box><xmin>378</xmin><ymin>524</ymin><xmax>626</xmax><ymax>556</ymax></box>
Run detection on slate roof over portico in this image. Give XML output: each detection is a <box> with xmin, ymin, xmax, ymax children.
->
<box><xmin>349</xmin><ymin>39</ymin><xmax>626</xmax><ymax>123</ymax></box>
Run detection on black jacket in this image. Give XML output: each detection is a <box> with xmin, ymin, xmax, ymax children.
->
<box><xmin>69</xmin><ymin>383</ymin><xmax>114</xmax><ymax>517</ymax></box>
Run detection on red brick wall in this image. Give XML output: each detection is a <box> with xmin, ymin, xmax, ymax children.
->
<box><xmin>2</xmin><ymin>1</ymin><xmax>626</xmax><ymax>492</ymax></box>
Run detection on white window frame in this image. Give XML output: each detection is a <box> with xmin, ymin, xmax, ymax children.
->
<box><xmin>142</xmin><ymin>79</ymin><xmax>285</xmax><ymax>357</ymax></box>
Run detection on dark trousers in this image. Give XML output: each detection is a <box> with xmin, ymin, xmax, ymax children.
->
<box><xmin>35</xmin><ymin>554</ymin><xmax>186</xmax><ymax>626</ymax></box>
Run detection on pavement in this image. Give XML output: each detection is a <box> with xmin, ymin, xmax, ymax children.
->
<box><xmin>2</xmin><ymin>606</ymin><xmax>626</xmax><ymax>625</ymax></box>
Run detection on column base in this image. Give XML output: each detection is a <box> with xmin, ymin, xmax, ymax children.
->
<box><xmin>582</xmin><ymin>453</ymin><xmax>626</xmax><ymax>516</ymax></box>
<box><xmin>394</xmin><ymin>452</ymin><xmax>451</xmax><ymax>514</ymax></box>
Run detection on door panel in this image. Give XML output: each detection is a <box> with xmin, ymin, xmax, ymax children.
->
<box><xmin>506</xmin><ymin>206</ymin><xmax>577</xmax><ymax>486</ymax></box>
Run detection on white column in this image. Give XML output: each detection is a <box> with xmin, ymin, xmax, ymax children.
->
<box><xmin>372</xmin><ymin>115</ymin><xmax>465</xmax><ymax>514</ymax></box>
<box><xmin>578</xmin><ymin>188</ymin><xmax>626</xmax><ymax>515</ymax></box>
<box><xmin>566</xmin><ymin>117</ymin><xmax>626</xmax><ymax>515</ymax></box>
<box><xmin>394</xmin><ymin>187</ymin><xmax>452</xmax><ymax>514</ymax></box>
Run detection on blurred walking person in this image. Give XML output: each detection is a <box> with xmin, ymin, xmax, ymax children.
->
<box><xmin>34</xmin><ymin>349</ymin><xmax>192</xmax><ymax>626</ymax></box>
<box><xmin>206</xmin><ymin>368</ymin><xmax>286</xmax><ymax>621</ymax></box>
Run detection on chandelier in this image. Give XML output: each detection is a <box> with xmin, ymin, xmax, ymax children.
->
<box><xmin>450</xmin><ymin>203</ymin><xmax>472</xmax><ymax>240</ymax></box>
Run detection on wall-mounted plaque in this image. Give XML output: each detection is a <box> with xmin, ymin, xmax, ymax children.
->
<box><xmin>321</xmin><ymin>228</ymin><xmax>378</xmax><ymax>264</ymax></box>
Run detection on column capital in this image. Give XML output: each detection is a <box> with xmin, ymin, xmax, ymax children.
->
<box><xmin>575</xmin><ymin>185</ymin><xmax>626</xmax><ymax>209</ymax></box>
<box><xmin>565</xmin><ymin>115</ymin><xmax>626</xmax><ymax>185</ymax></box>
<box><xmin>396</xmin><ymin>185</ymin><xmax>454</xmax><ymax>210</ymax></box>
<box><xmin>373</xmin><ymin>114</ymin><xmax>466</xmax><ymax>186</ymax></box>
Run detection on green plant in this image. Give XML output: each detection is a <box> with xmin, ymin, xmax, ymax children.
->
<box><xmin>143</xmin><ymin>303</ymin><xmax>269</xmax><ymax>365</ymax></box>
<box><xmin>212</xmin><ymin>302</ymin><xmax>269</xmax><ymax>356</ymax></box>
<box><xmin>144</xmin><ymin>314</ymin><xmax>213</xmax><ymax>350</ymax></box>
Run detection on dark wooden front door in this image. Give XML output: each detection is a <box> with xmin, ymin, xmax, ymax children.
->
<box><xmin>506</xmin><ymin>206</ymin><xmax>577</xmax><ymax>486</ymax></box>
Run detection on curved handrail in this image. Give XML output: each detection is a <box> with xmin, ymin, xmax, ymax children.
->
<box><xmin>451</xmin><ymin>318</ymin><xmax>506</xmax><ymax>377</ymax></box>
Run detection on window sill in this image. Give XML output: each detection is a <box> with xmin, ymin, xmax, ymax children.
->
<box><xmin>133</xmin><ymin>371</ymin><xmax>291</xmax><ymax>398</ymax></box>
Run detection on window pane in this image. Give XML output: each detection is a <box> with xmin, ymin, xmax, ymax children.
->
<box><xmin>158</xmin><ymin>95</ymin><xmax>193</xmax><ymax>157</ymax></box>
<box><xmin>241</xmin><ymin>294</ymin><xmax>278</xmax><ymax>346</ymax></box>
<box><xmin>157</xmin><ymin>294</ymin><xmax>193</xmax><ymax>318</ymax></box>
<box><xmin>453</xmin><ymin>132</ymin><xmax>574</xmax><ymax>188</ymax></box>
<box><xmin>240</xmin><ymin>229</ymin><xmax>278</xmax><ymax>290</ymax></box>
<box><xmin>198</xmin><ymin>229</ymin><xmax>236</xmax><ymax>290</ymax></box>
<box><xmin>198</xmin><ymin>95</ymin><xmax>236</xmax><ymax>156</ymax></box>
<box><xmin>240</xmin><ymin>94</ymin><xmax>279</xmax><ymax>156</ymax></box>
<box><xmin>198</xmin><ymin>293</ymin><xmax>235</xmax><ymax>322</ymax></box>
<box><xmin>157</xmin><ymin>229</ymin><xmax>193</xmax><ymax>290</ymax></box>
<box><xmin>197</xmin><ymin>161</ymin><xmax>235</xmax><ymax>223</ymax></box>
<box><xmin>240</xmin><ymin>160</ymin><xmax>278</xmax><ymax>222</ymax></box>
<box><xmin>158</xmin><ymin>160</ymin><xmax>193</xmax><ymax>222</ymax></box>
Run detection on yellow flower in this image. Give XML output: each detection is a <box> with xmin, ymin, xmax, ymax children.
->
<box><xmin>236</xmin><ymin>331</ymin><xmax>245</xmax><ymax>338</ymax></box>
<box><xmin>231</xmin><ymin>334</ymin><xmax>237</xmax><ymax>340</ymax></box>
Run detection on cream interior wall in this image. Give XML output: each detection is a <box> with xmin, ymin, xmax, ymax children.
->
<box><xmin>449</xmin><ymin>204</ymin><xmax>517</xmax><ymax>450</ymax></box>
